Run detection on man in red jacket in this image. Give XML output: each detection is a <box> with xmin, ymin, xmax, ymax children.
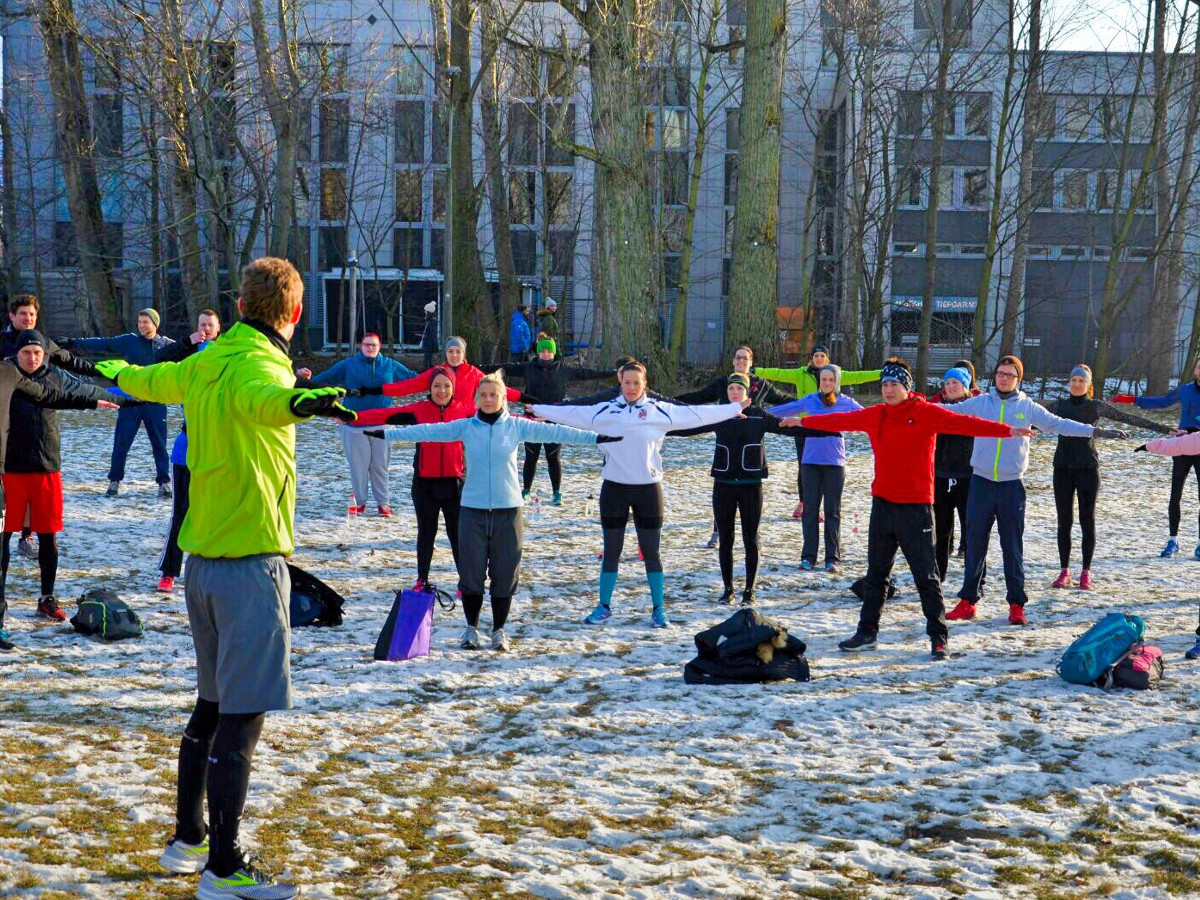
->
<box><xmin>788</xmin><ymin>357</ymin><xmax>1032</xmax><ymax>659</ymax></box>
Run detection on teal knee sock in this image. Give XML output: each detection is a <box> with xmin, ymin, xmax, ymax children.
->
<box><xmin>646</xmin><ymin>571</ymin><xmax>665</xmax><ymax>609</ymax></box>
<box><xmin>599</xmin><ymin>571</ymin><xmax>618</xmax><ymax>608</ymax></box>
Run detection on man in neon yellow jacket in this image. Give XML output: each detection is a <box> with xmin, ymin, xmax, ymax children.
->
<box><xmin>755</xmin><ymin>344</ymin><xmax>881</xmax><ymax>518</ymax></box>
<box><xmin>97</xmin><ymin>258</ymin><xmax>354</xmax><ymax>900</ymax></box>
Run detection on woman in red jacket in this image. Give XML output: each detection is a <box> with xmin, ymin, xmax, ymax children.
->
<box><xmin>786</xmin><ymin>358</ymin><xmax>1031</xmax><ymax>660</ymax></box>
<box><xmin>364</xmin><ymin>336</ymin><xmax>521</xmax><ymax>407</ymax></box>
<box><xmin>356</xmin><ymin>366</ymin><xmax>472</xmax><ymax>589</ymax></box>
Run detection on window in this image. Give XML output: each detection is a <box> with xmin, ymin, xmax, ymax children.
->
<box><xmin>662</xmin><ymin>151</ymin><xmax>688</xmax><ymax>206</ymax></box>
<box><xmin>320</xmin><ymin>224</ymin><xmax>346</xmax><ymax>269</ymax></box>
<box><xmin>320</xmin><ymin>168</ymin><xmax>347</xmax><ymax>219</ymax></box>
<box><xmin>893</xmin><ymin>242</ymin><xmax>920</xmax><ymax>255</ymax></box>
<box><xmin>509</xmin><ymin>172</ymin><xmax>536</xmax><ymax>224</ymax></box>
<box><xmin>727</xmin><ymin>0</ymin><xmax>746</xmax><ymax>27</ymax></box>
<box><xmin>961</xmin><ymin>244</ymin><xmax>986</xmax><ymax>256</ymax></box>
<box><xmin>396</xmin><ymin>46</ymin><xmax>426</xmax><ymax>95</ymax></box>
<box><xmin>965</xmin><ymin>94</ymin><xmax>990</xmax><ymax>137</ymax></box>
<box><xmin>395</xmin><ymin>170</ymin><xmax>423</xmax><ymax>222</ymax></box>
<box><xmin>722</xmin><ymin>258</ymin><xmax>731</xmax><ymax>296</ymax></box>
<box><xmin>1136</xmin><ymin>173</ymin><xmax>1154</xmax><ymax>210</ymax></box>
<box><xmin>302</xmin><ymin>43</ymin><xmax>349</xmax><ymax>93</ymax></box>
<box><xmin>725</xmin><ymin>108</ymin><xmax>741</xmax><ymax>150</ymax></box>
<box><xmin>963</xmin><ymin>168</ymin><xmax>989</xmax><ymax>207</ymax></box>
<box><xmin>1032</xmin><ymin>167</ymin><xmax>1055</xmax><ymax>209</ymax></box>
<box><xmin>546</xmin><ymin>172</ymin><xmax>573</xmax><ymax>225</ymax></box>
<box><xmin>1096</xmin><ymin>170</ymin><xmax>1117</xmax><ymax>210</ymax></box>
<box><xmin>102</xmin><ymin>222</ymin><xmax>123</xmax><ymax>269</ymax></box>
<box><xmin>511</xmin><ymin>230</ymin><xmax>537</xmax><ymax>275</ymax></box>
<box><xmin>1094</xmin><ymin>246</ymin><xmax>1111</xmax><ymax>259</ymax></box>
<box><xmin>933</xmin><ymin>166</ymin><xmax>954</xmax><ymax>208</ymax></box>
<box><xmin>394</xmin><ymin>101</ymin><xmax>425</xmax><ymax>164</ymax></box>
<box><xmin>902</xmin><ymin>167</ymin><xmax>923</xmax><ymax>207</ymax></box>
<box><xmin>898</xmin><ymin>92</ymin><xmax>923</xmax><ymax>136</ymax></box>
<box><xmin>548</xmin><ymin>231</ymin><xmax>575</xmax><ymax>276</ymax></box>
<box><xmin>662</xmin><ymin>108</ymin><xmax>686</xmax><ymax>148</ymax></box>
<box><xmin>393</xmin><ymin>226</ymin><xmax>422</xmax><ymax>269</ymax></box>
<box><xmin>319</xmin><ymin>99</ymin><xmax>349</xmax><ymax>162</ymax></box>
<box><xmin>210</xmin><ymin>43</ymin><xmax>236</xmax><ymax>92</ymax></box>
<box><xmin>93</xmin><ymin>95</ymin><xmax>123</xmax><ymax>157</ymax></box>
<box><xmin>724</xmin><ymin>153</ymin><xmax>739</xmax><ymax>206</ymax></box>
<box><xmin>544</xmin><ymin>103</ymin><xmax>575</xmax><ymax>165</ymax></box>
<box><xmin>1058</xmin><ymin>95</ymin><xmax>1092</xmax><ymax>139</ymax></box>
<box><xmin>508</xmin><ymin>104</ymin><xmax>539</xmax><ymax>165</ymax></box>
<box><xmin>1103</xmin><ymin>96</ymin><xmax>1154</xmax><ymax>141</ymax></box>
<box><xmin>1062</xmin><ymin>170</ymin><xmax>1088</xmax><ymax>209</ymax></box>
<box><xmin>509</xmin><ymin>49</ymin><xmax>541</xmax><ymax>98</ymax></box>
<box><xmin>914</xmin><ymin>0</ymin><xmax>972</xmax><ymax>39</ymax></box>
<box><xmin>1127</xmin><ymin>246</ymin><xmax>1151</xmax><ymax>261</ymax></box>
<box><xmin>1060</xmin><ymin>246</ymin><xmax>1087</xmax><ymax>258</ymax></box>
<box><xmin>1031</xmin><ymin>95</ymin><xmax>1055</xmax><ymax>140</ymax></box>
<box><xmin>89</xmin><ymin>43</ymin><xmax>121</xmax><ymax>89</ymax></box>
<box><xmin>1130</xmin><ymin>97</ymin><xmax>1154</xmax><ymax>140</ymax></box>
<box><xmin>53</xmin><ymin>220</ymin><xmax>77</xmax><ymax>267</ymax></box>
<box><xmin>1027</xmin><ymin>245</ymin><xmax>1051</xmax><ymax>257</ymax></box>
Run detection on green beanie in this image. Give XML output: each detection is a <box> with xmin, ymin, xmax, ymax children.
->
<box><xmin>537</xmin><ymin>337</ymin><xmax>557</xmax><ymax>354</ymax></box>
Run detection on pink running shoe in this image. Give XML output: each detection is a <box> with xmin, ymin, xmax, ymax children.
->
<box><xmin>157</xmin><ymin>575</ymin><xmax>175</xmax><ymax>593</ymax></box>
<box><xmin>1078</xmin><ymin>569</ymin><xmax>1094</xmax><ymax>591</ymax></box>
<box><xmin>1051</xmin><ymin>569</ymin><xmax>1072</xmax><ymax>589</ymax></box>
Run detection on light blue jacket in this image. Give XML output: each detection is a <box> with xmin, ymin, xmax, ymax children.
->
<box><xmin>382</xmin><ymin>408</ymin><xmax>597</xmax><ymax>509</ymax></box>
<box><xmin>954</xmin><ymin>388</ymin><xmax>1093</xmax><ymax>482</ymax></box>
<box><xmin>311</xmin><ymin>352</ymin><xmax>417</xmax><ymax>412</ymax></box>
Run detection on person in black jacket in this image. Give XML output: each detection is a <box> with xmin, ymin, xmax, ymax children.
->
<box><xmin>1</xmin><ymin>331</ymin><xmax>118</xmax><ymax>645</ymax></box>
<box><xmin>1049</xmin><ymin>363</ymin><xmax>1169</xmax><ymax>590</ymax></box>
<box><xmin>1</xmin><ymin>294</ymin><xmax>98</xmax><ymax>377</ymax></box>
<box><xmin>673</xmin><ymin>374</ymin><xmax>824</xmax><ymax>606</ymax></box>
<box><xmin>486</xmin><ymin>335</ymin><xmax>610</xmax><ymax>504</ymax></box>
<box><xmin>558</xmin><ymin>355</ymin><xmax>681</xmax><ymax>408</ymax></box>
<box><xmin>930</xmin><ymin>368</ymin><xmax>978</xmax><ymax>582</ymax></box>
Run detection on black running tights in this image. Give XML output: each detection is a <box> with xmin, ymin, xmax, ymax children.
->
<box><xmin>0</xmin><ymin>531</ymin><xmax>59</xmax><ymax>600</ymax></box>
<box><xmin>1053</xmin><ymin>467</ymin><xmax>1100</xmax><ymax>569</ymax></box>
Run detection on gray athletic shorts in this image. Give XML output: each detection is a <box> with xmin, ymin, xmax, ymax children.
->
<box><xmin>184</xmin><ymin>553</ymin><xmax>292</xmax><ymax>714</ymax></box>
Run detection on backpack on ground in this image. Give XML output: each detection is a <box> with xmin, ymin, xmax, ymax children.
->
<box><xmin>1110</xmin><ymin>644</ymin><xmax>1165</xmax><ymax>690</ymax></box>
<box><xmin>684</xmin><ymin>608</ymin><xmax>810</xmax><ymax>685</ymax></box>
<box><xmin>374</xmin><ymin>584</ymin><xmax>456</xmax><ymax>661</ymax></box>
<box><xmin>1057</xmin><ymin>612</ymin><xmax>1146</xmax><ymax>687</ymax></box>
<box><xmin>287</xmin><ymin>564</ymin><xmax>345</xmax><ymax>628</ymax></box>
<box><xmin>70</xmin><ymin>589</ymin><xmax>143</xmax><ymax>641</ymax></box>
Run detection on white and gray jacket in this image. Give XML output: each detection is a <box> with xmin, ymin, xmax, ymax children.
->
<box><xmin>954</xmin><ymin>388</ymin><xmax>1094</xmax><ymax>482</ymax></box>
<box><xmin>531</xmin><ymin>397</ymin><xmax>742</xmax><ymax>484</ymax></box>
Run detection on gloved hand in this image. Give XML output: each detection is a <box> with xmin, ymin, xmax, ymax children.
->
<box><xmin>95</xmin><ymin>359</ymin><xmax>131</xmax><ymax>382</ymax></box>
<box><xmin>57</xmin><ymin>337</ymin><xmax>74</xmax><ymax>349</ymax></box>
<box><xmin>1111</xmin><ymin>394</ymin><xmax>1136</xmax><ymax>404</ymax></box>
<box><xmin>364</xmin><ymin>429</ymin><xmax>386</xmax><ymax>439</ymax></box>
<box><xmin>1134</xmin><ymin>444</ymin><xmax>1147</xmax><ymax>452</ymax></box>
<box><xmin>1093</xmin><ymin>428</ymin><xmax>1128</xmax><ymax>439</ymax></box>
<box><xmin>358</xmin><ymin>385</ymin><xmax>385</xmax><ymax>396</ymax></box>
<box><xmin>595</xmin><ymin>435</ymin><xmax>624</xmax><ymax>443</ymax></box>
<box><xmin>289</xmin><ymin>386</ymin><xmax>357</xmax><ymax>422</ymax></box>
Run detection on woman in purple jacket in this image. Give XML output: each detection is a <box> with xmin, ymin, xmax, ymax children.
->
<box><xmin>771</xmin><ymin>365</ymin><xmax>862</xmax><ymax>571</ymax></box>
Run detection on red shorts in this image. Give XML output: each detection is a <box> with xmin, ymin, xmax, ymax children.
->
<box><xmin>2</xmin><ymin>472</ymin><xmax>64</xmax><ymax>533</ymax></box>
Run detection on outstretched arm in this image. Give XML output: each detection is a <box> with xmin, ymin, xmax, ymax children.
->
<box><xmin>1134</xmin><ymin>386</ymin><xmax>1180</xmax><ymax>410</ymax></box>
<box><xmin>1098</xmin><ymin>401</ymin><xmax>1174</xmax><ymax>435</ymax></box>
<box><xmin>840</xmin><ymin>368</ymin><xmax>883</xmax><ymax>386</ymax></box>
<box><xmin>664</xmin><ymin>400</ymin><xmax>744</xmax><ymax>432</ymax></box>
<box><xmin>924</xmin><ymin>403</ymin><xmax>1015</xmax><ymax>438</ymax></box>
<box><xmin>513</xmin><ymin>418</ymin><xmax>600</xmax><ymax>445</ymax></box>
<box><xmin>764</xmin><ymin>412</ymin><xmax>830</xmax><ymax>439</ymax></box>
<box><xmin>380</xmin><ymin>369</ymin><xmax>434</xmax><ymax>398</ymax></box>
<box><xmin>528</xmin><ymin>402</ymin><xmax>608</xmax><ymax>429</ymax></box>
<box><xmin>1027</xmin><ymin>403</ymin><xmax>1094</xmax><ymax>437</ymax></box>
<box><xmin>794</xmin><ymin>407</ymin><xmax>877</xmax><ymax>433</ymax></box>
<box><xmin>1145</xmin><ymin>430</ymin><xmax>1200</xmax><ymax>456</ymax></box>
<box><xmin>675</xmin><ymin>379</ymin><xmax>722</xmax><ymax>405</ymax></box>
<box><xmin>380</xmin><ymin>419</ymin><xmax>469</xmax><ymax>443</ymax></box>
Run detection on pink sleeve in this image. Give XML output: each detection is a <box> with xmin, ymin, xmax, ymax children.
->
<box><xmin>1147</xmin><ymin>431</ymin><xmax>1200</xmax><ymax>456</ymax></box>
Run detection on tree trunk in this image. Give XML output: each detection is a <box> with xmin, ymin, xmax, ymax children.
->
<box><xmin>1178</xmin><ymin>28</ymin><xmax>1200</xmax><ymax>378</ymax></box>
<box><xmin>0</xmin><ymin>98</ymin><xmax>21</xmax><ymax>295</ymax></box>
<box><xmin>39</xmin><ymin>0</ymin><xmax>122</xmax><ymax>332</ymax></box>
<box><xmin>725</xmin><ymin>0</ymin><xmax>783</xmax><ymax>363</ymax></box>
<box><xmin>1146</xmin><ymin>0</ymin><xmax>1175</xmax><ymax>393</ymax></box>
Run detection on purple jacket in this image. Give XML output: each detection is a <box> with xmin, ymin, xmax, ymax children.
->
<box><xmin>770</xmin><ymin>393</ymin><xmax>863</xmax><ymax>466</ymax></box>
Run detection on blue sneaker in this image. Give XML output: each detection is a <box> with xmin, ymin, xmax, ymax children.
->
<box><xmin>1193</xmin><ymin>543</ymin><xmax>1200</xmax><ymax>561</ymax></box>
<box><xmin>1187</xmin><ymin>638</ymin><xmax>1200</xmax><ymax>660</ymax></box>
<box><xmin>583</xmin><ymin>604</ymin><xmax>612</xmax><ymax>625</ymax></box>
<box><xmin>825</xmin><ymin>562</ymin><xmax>839</xmax><ymax>574</ymax></box>
<box><xmin>651</xmin><ymin>607</ymin><xmax>670</xmax><ymax>628</ymax></box>
<box><xmin>800</xmin><ymin>560</ymin><xmax>813</xmax><ymax>571</ymax></box>
<box><xmin>0</xmin><ymin>629</ymin><xmax>12</xmax><ymax>652</ymax></box>
<box><xmin>1161</xmin><ymin>538</ymin><xmax>1180</xmax><ymax>558</ymax></box>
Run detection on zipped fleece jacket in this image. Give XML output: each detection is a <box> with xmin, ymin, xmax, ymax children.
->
<box><xmin>753</xmin><ymin>364</ymin><xmax>881</xmax><ymax>395</ymax></box>
<box><xmin>768</xmin><ymin>393</ymin><xmax>863</xmax><ymax>466</ymax></box>
<box><xmin>800</xmin><ymin>396</ymin><xmax>1015</xmax><ymax>504</ymax></box>
<box><xmin>530</xmin><ymin>397</ymin><xmax>743</xmax><ymax>485</ymax></box>
<box><xmin>112</xmin><ymin>321</ymin><xmax>311</xmax><ymax>558</ymax></box>
<box><xmin>381</xmin><ymin>408</ymin><xmax>597</xmax><ymax>509</ymax></box>
<box><xmin>311</xmin><ymin>352</ymin><xmax>417</xmax><ymax>412</ymax></box>
<box><xmin>952</xmin><ymin>389</ymin><xmax>1094</xmax><ymax>482</ymax></box>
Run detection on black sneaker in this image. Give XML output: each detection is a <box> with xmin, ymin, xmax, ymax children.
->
<box><xmin>159</xmin><ymin>483</ymin><xmax>173</xmax><ymax>499</ymax></box>
<box><xmin>931</xmin><ymin>639</ymin><xmax>948</xmax><ymax>661</ymax></box>
<box><xmin>717</xmin><ymin>587</ymin><xmax>735</xmax><ymax>604</ymax></box>
<box><xmin>838</xmin><ymin>630</ymin><xmax>878</xmax><ymax>652</ymax></box>
<box><xmin>740</xmin><ymin>589</ymin><xmax>755</xmax><ymax>607</ymax></box>
<box><xmin>105</xmin><ymin>480</ymin><xmax>119</xmax><ymax>497</ymax></box>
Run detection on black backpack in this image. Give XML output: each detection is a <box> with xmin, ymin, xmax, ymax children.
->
<box><xmin>287</xmin><ymin>564</ymin><xmax>345</xmax><ymax>627</ymax></box>
<box><xmin>70</xmin><ymin>589</ymin><xmax>143</xmax><ymax>641</ymax></box>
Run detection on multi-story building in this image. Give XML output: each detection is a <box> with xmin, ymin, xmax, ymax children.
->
<box><xmin>2</xmin><ymin>1</ymin><xmax>1194</xmax><ymax>374</ymax></box>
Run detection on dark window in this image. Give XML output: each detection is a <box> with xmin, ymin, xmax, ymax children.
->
<box><xmin>898</xmin><ymin>92</ymin><xmax>923</xmax><ymax>136</ymax></box>
<box><xmin>320</xmin><ymin>168</ymin><xmax>347</xmax><ymax>219</ymax></box>
<box><xmin>93</xmin><ymin>95</ymin><xmax>123</xmax><ymax>157</ymax></box>
<box><xmin>394</xmin><ymin>101</ymin><xmax>425</xmax><ymax>164</ymax></box>
<box><xmin>91</xmin><ymin>43</ymin><xmax>121</xmax><ymax>89</ymax></box>
<box><xmin>966</xmin><ymin>93</ymin><xmax>990</xmax><ymax>137</ymax></box>
<box><xmin>725</xmin><ymin>108</ymin><xmax>740</xmax><ymax>151</ymax></box>
<box><xmin>511</xmin><ymin>229</ymin><xmax>537</xmax><ymax>275</ymax></box>
<box><xmin>546</xmin><ymin>172</ymin><xmax>573</xmax><ymax>225</ymax></box>
<box><xmin>509</xmin><ymin>172</ymin><xmax>536</xmax><ymax>224</ymax></box>
<box><xmin>319</xmin><ymin>98</ymin><xmax>349</xmax><ymax>162</ymax></box>
<box><xmin>431</xmin><ymin>228</ymin><xmax>445</xmax><ymax>271</ymax></box>
<box><xmin>724</xmin><ymin>153</ymin><xmax>738</xmax><ymax>206</ymax></box>
<box><xmin>393</xmin><ymin>226</ymin><xmax>423</xmax><ymax>269</ymax></box>
<box><xmin>54</xmin><ymin>221</ymin><xmax>77</xmax><ymax>267</ymax></box>
<box><xmin>1032</xmin><ymin>167</ymin><xmax>1055</xmax><ymax>209</ymax></box>
<box><xmin>396</xmin><ymin>170</ymin><xmax>423</xmax><ymax>222</ymax></box>
<box><xmin>544</xmin><ymin>103</ymin><xmax>575</xmax><ymax>166</ymax></box>
<box><xmin>433</xmin><ymin>102</ymin><xmax>449</xmax><ymax>164</ymax></box>
<box><xmin>320</xmin><ymin>225</ymin><xmax>346</xmax><ymax>269</ymax></box>
<box><xmin>662</xmin><ymin>151</ymin><xmax>688</xmax><ymax>206</ymax></box>
<box><xmin>508</xmin><ymin>103</ymin><xmax>539</xmax><ymax>165</ymax></box>
<box><xmin>549</xmin><ymin>231</ymin><xmax>575</xmax><ymax>276</ymax></box>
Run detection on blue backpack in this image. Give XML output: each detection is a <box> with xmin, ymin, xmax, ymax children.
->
<box><xmin>1058</xmin><ymin>613</ymin><xmax>1146</xmax><ymax>686</ymax></box>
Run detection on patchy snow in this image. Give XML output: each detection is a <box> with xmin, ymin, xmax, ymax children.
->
<box><xmin>2</xmin><ymin>405</ymin><xmax>1200</xmax><ymax>899</ymax></box>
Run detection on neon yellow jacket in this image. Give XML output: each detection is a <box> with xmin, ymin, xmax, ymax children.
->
<box><xmin>116</xmin><ymin>322</ymin><xmax>307</xmax><ymax>558</ymax></box>
<box><xmin>753</xmin><ymin>365</ymin><xmax>881</xmax><ymax>396</ymax></box>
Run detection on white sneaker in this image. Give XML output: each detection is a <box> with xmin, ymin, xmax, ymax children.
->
<box><xmin>195</xmin><ymin>860</ymin><xmax>298</xmax><ymax>899</ymax></box>
<box><xmin>158</xmin><ymin>835</ymin><xmax>209</xmax><ymax>874</ymax></box>
<box><xmin>460</xmin><ymin>626</ymin><xmax>480</xmax><ymax>650</ymax></box>
<box><xmin>491</xmin><ymin>628</ymin><xmax>511</xmax><ymax>652</ymax></box>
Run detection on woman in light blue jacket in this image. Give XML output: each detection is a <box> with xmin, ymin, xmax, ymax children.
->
<box><xmin>370</xmin><ymin>372</ymin><xmax>615</xmax><ymax>651</ymax></box>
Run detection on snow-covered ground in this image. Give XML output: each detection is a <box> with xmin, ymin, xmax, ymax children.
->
<box><xmin>3</xmin><ymin>406</ymin><xmax>1200</xmax><ymax>899</ymax></box>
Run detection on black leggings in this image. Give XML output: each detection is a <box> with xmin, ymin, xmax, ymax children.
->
<box><xmin>461</xmin><ymin>594</ymin><xmax>512</xmax><ymax>631</ymax></box>
<box><xmin>160</xmin><ymin>463</ymin><xmax>190</xmax><ymax>578</ymax></box>
<box><xmin>599</xmin><ymin>481</ymin><xmax>663</xmax><ymax>574</ymax></box>
<box><xmin>713</xmin><ymin>481</ymin><xmax>763</xmax><ymax>590</ymax></box>
<box><xmin>522</xmin><ymin>443</ymin><xmax>562</xmax><ymax>493</ymax></box>
<box><xmin>793</xmin><ymin>436</ymin><xmax>806</xmax><ymax>500</ymax></box>
<box><xmin>933</xmin><ymin>476</ymin><xmax>970</xmax><ymax>581</ymax></box>
<box><xmin>174</xmin><ymin>698</ymin><xmax>265</xmax><ymax>878</ymax></box>
<box><xmin>1054</xmin><ymin>467</ymin><xmax>1100</xmax><ymax>569</ymax></box>
<box><xmin>1169</xmin><ymin>455</ymin><xmax>1200</xmax><ymax>536</ymax></box>
<box><xmin>1</xmin><ymin>530</ymin><xmax>59</xmax><ymax>606</ymax></box>
<box><xmin>411</xmin><ymin>477</ymin><xmax>462</xmax><ymax>583</ymax></box>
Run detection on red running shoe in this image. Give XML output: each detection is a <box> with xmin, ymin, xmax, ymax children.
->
<box><xmin>354</xmin><ymin>505</ymin><xmax>367</xmax><ymax>515</ymax></box>
<box><xmin>1008</xmin><ymin>603</ymin><xmax>1027</xmax><ymax>626</ymax></box>
<box><xmin>946</xmin><ymin>599</ymin><xmax>977</xmax><ymax>621</ymax></box>
<box><xmin>792</xmin><ymin>502</ymin><xmax>804</xmax><ymax>519</ymax></box>
<box><xmin>378</xmin><ymin>506</ymin><xmax>393</xmax><ymax>518</ymax></box>
<box><xmin>36</xmin><ymin>595</ymin><xmax>66</xmax><ymax>621</ymax></box>
<box><xmin>157</xmin><ymin>575</ymin><xmax>175</xmax><ymax>593</ymax></box>
<box><xmin>1078</xmin><ymin>569</ymin><xmax>1094</xmax><ymax>591</ymax></box>
<box><xmin>1051</xmin><ymin>569</ymin><xmax>1072</xmax><ymax>589</ymax></box>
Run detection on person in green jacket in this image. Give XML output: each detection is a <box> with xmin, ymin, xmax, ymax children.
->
<box><xmin>97</xmin><ymin>257</ymin><xmax>354</xmax><ymax>900</ymax></box>
<box><xmin>754</xmin><ymin>344</ymin><xmax>881</xmax><ymax>518</ymax></box>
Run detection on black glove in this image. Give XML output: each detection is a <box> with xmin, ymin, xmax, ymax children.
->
<box><xmin>343</xmin><ymin>388</ymin><xmax>366</xmax><ymax>397</ymax></box>
<box><xmin>57</xmin><ymin>337</ymin><xmax>74</xmax><ymax>349</ymax></box>
<box><xmin>1093</xmin><ymin>428</ymin><xmax>1128</xmax><ymax>439</ymax></box>
<box><xmin>595</xmin><ymin>435</ymin><xmax>624</xmax><ymax>444</ymax></box>
<box><xmin>1134</xmin><ymin>444</ymin><xmax>1147</xmax><ymax>452</ymax></box>
<box><xmin>289</xmin><ymin>386</ymin><xmax>357</xmax><ymax>422</ymax></box>
<box><xmin>358</xmin><ymin>385</ymin><xmax>385</xmax><ymax>396</ymax></box>
<box><xmin>364</xmin><ymin>429</ymin><xmax>386</xmax><ymax>439</ymax></box>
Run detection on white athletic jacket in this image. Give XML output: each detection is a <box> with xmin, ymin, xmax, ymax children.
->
<box><xmin>531</xmin><ymin>397</ymin><xmax>743</xmax><ymax>484</ymax></box>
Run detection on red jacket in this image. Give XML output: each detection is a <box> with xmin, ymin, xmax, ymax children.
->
<box><xmin>382</xmin><ymin>362</ymin><xmax>521</xmax><ymax>406</ymax></box>
<box><xmin>356</xmin><ymin>398</ymin><xmax>473</xmax><ymax>478</ymax></box>
<box><xmin>801</xmin><ymin>395</ymin><xmax>1013</xmax><ymax>504</ymax></box>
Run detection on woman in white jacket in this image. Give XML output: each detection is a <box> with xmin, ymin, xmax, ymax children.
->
<box><xmin>532</xmin><ymin>360</ymin><xmax>745</xmax><ymax>627</ymax></box>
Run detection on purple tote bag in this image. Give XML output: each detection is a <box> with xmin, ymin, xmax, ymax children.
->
<box><xmin>384</xmin><ymin>588</ymin><xmax>435</xmax><ymax>661</ymax></box>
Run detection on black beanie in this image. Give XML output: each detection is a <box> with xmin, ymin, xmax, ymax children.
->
<box><xmin>13</xmin><ymin>329</ymin><xmax>45</xmax><ymax>352</ymax></box>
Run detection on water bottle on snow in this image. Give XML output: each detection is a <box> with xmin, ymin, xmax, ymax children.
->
<box><xmin>530</xmin><ymin>493</ymin><xmax>542</xmax><ymax>521</ymax></box>
<box><xmin>347</xmin><ymin>492</ymin><xmax>358</xmax><ymax>523</ymax></box>
<box><xmin>584</xmin><ymin>491</ymin><xmax>596</xmax><ymax>518</ymax></box>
